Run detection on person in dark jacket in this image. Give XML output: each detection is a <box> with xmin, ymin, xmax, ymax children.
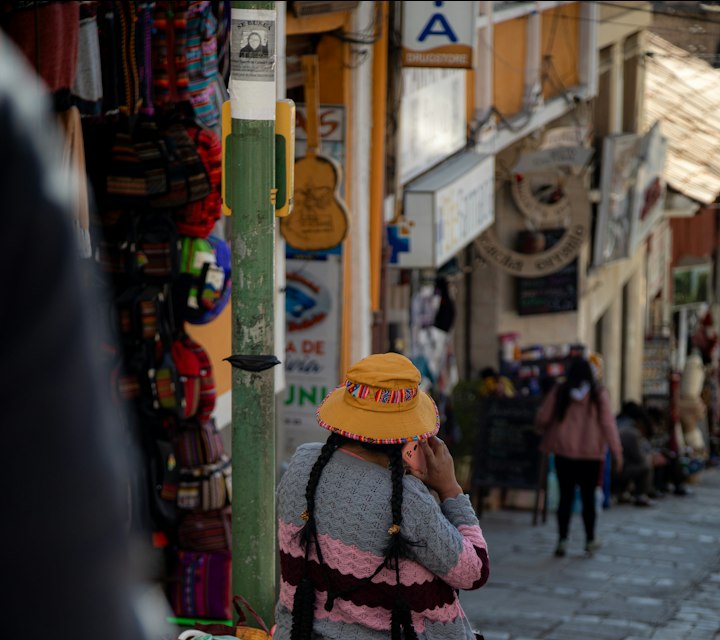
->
<box><xmin>0</xmin><ymin>32</ymin><xmax>161</xmax><ymax>640</ymax></box>
<box><xmin>615</xmin><ymin>402</ymin><xmax>659</xmax><ymax>506</ymax></box>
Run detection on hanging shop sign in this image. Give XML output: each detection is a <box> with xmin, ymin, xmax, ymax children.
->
<box><xmin>281</xmin><ymin>58</ymin><xmax>349</xmax><ymax>252</ymax></box>
<box><xmin>475</xmin><ymin>175</ymin><xmax>590</xmax><ymax>278</ymax></box>
<box><xmin>511</xmin><ymin>146</ymin><xmax>593</xmax><ymax>228</ymax></box>
<box><xmin>402</xmin><ymin>1</ymin><xmax>477</xmax><ymax>69</ymax></box>
<box><xmin>283</xmin><ymin>255</ymin><xmax>342</xmax><ymax>457</ymax></box>
<box><xmin>630</xmin><ymin>122</ymin><xmax>668</xmax><ymax>251</ymax></box>
<box><xmin>541</xmin><ymin>125</ymin><xmax>593</xmax><ymax>149</ymax></box>
<box><xmin>513</xmin><ymin>146</ymin><xmax>593</xmax><ymax>174</ymax></box>
<box><xmin>593</xmin><ymin>133</ymin><xmax>642</xmax><ymax>267</ymax></box>
<box><xmin>399</xmin><ymin>68</ymin><xmax>467</xmax><ymax>184</ymax></box>
<box><xmin>389</xmin><ymin>152</ymin><xmax>494</xmax><ymax>268</ymax></box>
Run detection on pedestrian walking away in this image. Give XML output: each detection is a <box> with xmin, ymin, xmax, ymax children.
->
<box><xmin>274</xmin><ymin>353</ymin><xmax>490</xmax><ymax>640</ymax></box>
<box><xmin>535</xmin><ymin>357</ymin><xmax>624</xmax><ymax>557</ymax></box>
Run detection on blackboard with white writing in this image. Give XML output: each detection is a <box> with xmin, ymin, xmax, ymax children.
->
<box><xmin>472</xmin><ymin>396</ymin><xmax>543</xmax><ymax>490</ymax></box>
<box><xmin>516</xmin><ymin>229</ymin><xmax>578</xmax><ymax>316</ymax></box>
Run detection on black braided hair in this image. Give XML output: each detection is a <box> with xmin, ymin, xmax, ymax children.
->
<box><xmin>386</xmin><ymin>446</ymin><xmax>419</xmax><ymax>640</ymax></box>
<box><xmin>289</xmin><ymin>433</ymin><xmax>340</xmax><ymax>640</ymax></box>
<box><xmin>290</xmin><ymin>434</ymin><xmax>420</xmax><ymax>640</ymax></box>
<box><xmin>384</xmin><ymin>445</ymin><xmax>414</xmax><ymax>566</ymax></box>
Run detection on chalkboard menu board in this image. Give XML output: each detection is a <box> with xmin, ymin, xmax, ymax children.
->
<box><xmin>516</xmin><ymin>229</ymin><xmax>578</xmax><ymax>316</ymax></box>
<box><xmin>472</xmin><ymin>396</ymin><xmax>542</xmax><ymax>490</ymax></box>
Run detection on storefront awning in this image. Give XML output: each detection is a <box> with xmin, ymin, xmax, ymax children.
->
<box><xmin>645</xmin><ymin>34</ymin><xmax>720</xmax><ymax>205</ymax></box>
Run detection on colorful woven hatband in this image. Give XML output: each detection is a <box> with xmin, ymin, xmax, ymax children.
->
<box><xmin>316</xmin><ymin>353</ymin><xmax>439</xmax><ymax>444</ymax></box>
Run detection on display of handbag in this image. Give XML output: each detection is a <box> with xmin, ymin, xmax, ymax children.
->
<box><xmin>151</xmin><ymin>119</ymin><xmax>211</xmax><ymax>209</ymax></box>
<box><xmin>150</xmin><ymin>332</ymin><xmax>215</xmax><ymax>421</ymax></box>
<box><xmin>147</xmin><ymin>437</ymin><xmax>181</xmax><ymax>530</ymax></box>
<box><xmin>171</xmin><ymin>550</ymin><xmax>232</xmax><ymax>620</ymax></box>
<box><xmin>115</xmin><ymin>284</ymin><xmax>166</xmax><ymax>345</ymax></box>
<box><xmin>174</xmin><ymin>123</ymin><xmax>223</xmax><ymax>238</ymax></box>
<box><xmin>174</xmin><ymin>419</ymin><xmax>225</xmax><ymax>468</ymax></box>
<box><xmin>177</xmin><ymin>506</ymin><xmax>232</xmax><ymax>552</ymax></box>
<box><xmin>176</xmin><ymin>235</ymin><xmax>232</xmax><ymax>325</ymax></box>
<box><xmin>177</xmin><ymin>456</ymin><xmax>232</xmax><ymax>511</ymax></box>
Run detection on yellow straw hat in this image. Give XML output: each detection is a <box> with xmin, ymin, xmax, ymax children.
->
<box><xmin>316</xmin><ymin>353</ymin><xmax>440</xmax><ymax>444</ymax></box>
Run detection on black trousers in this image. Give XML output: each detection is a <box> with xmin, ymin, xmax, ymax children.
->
<box><xmin>554</xmin><ymin>455</ymin><xmax>602</xmax><ymax>542</ymax></box>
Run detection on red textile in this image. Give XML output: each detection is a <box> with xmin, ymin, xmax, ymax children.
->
<box><xmin>4</xmin><ymin>2</ymin><xmax>80</xmax><ymax>92</ymax></box>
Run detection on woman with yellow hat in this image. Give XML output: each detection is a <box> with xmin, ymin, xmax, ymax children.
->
<box><xmin>275</xmin><ymin>353</ymin><xmax>490</xmax><ymax>640</ymax></box>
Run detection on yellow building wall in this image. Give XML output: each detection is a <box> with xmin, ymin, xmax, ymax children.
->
<box><xmin>493</xmin><ymin>17</ymin><xmax>528</xmax><ymax>117</ymax></box>
<box><xmin>541</xmin><ymin>3</ymin><xmax>580</xmax><ymax>100</ymax></box>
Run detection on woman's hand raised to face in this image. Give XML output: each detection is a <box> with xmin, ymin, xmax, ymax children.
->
<box><xmin>409</xmin><ymin>437</ymin><xmax>463</xmax><ymax>501</ymax></box>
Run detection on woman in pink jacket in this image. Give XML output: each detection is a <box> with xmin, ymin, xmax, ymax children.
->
<box><xmin>536</xmin><ymin>357</ymin><xmax>624</xmax><ymax>557</ymax></box>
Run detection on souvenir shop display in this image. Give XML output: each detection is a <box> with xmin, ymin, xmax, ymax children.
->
<box><xmin>498</xmin><ymin>338</ymin><xmax>587</xmax><ymax>396</ymax></box>
<box><xmin>1</xmin><ymin>0</ymin><xmax>234</xmax><ymax>621</ymax></box>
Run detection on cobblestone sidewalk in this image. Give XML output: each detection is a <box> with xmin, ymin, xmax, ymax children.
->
<box><xmin>460</xmin><ymin>468</ymin><xmax>720</xmax><ymax>640</ymax></box>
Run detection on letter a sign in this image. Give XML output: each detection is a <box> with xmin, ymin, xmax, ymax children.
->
<box><xmin>402</xmin><ymin>1</ymin><xmax>477</xmax><ymax>69</ymax></box>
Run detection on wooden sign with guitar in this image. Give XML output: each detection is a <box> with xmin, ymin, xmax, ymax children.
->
<box><xmin>280</xmin><ymin>55</ymin><xmax>349</xmax><ymax>251</ymax></box>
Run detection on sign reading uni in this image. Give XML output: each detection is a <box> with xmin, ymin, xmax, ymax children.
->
<box><xmin>402</xmin><ymin>1</ymin><xmax>477</xmax><ymax>69</ymax></box>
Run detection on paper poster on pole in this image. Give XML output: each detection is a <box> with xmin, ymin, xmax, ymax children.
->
<box><xmin>282</xmin><ymin>256</ymin><xmax>342</xmax><ymax>458</ymax></box>
<box><xmin>229</xmin><ymin>8</ymin><xmax>276</xmax><ymax>120</ymax></box>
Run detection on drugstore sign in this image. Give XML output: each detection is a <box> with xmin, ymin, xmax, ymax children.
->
<box><xmin>402</xmin><ymin>1</ymin><xmax>477</xmax><ymax>68</ymax></box>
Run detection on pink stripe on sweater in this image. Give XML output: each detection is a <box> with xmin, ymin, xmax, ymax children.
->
<box><xmin>278</xmin><ymin>520</ymin><xmax>436</xmax><ymax>586</ymax></box>
<box><xmin>440</xmin><ymin>525</ymin><xmax>489</xmax><ymax>589</ymax></box>
<box><xmin>457</xmin><ymin>524</ymin><xmax>488</xmax><ymax>550</ymax></box>
<box><xmin>279</xmin><ymin>579</ymin><xmax>464</xmax><ymax>632</ymax></box>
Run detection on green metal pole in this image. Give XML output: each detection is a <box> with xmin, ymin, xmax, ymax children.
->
<box><xmin>229</xmin><ymin>0</ymin><xmax>277</xmax><ymax>625</ymax></box>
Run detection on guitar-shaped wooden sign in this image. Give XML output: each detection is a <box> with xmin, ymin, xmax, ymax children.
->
<box><xmin>280</xmin><ymin>54</ymin><xmax>349</xmax><ymax>251</ymax></box>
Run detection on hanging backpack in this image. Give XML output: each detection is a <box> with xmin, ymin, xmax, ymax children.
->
<box><xmin>174</xmin><ymin>419</ymin><xmax>224</xmax><ymax>468</ymax></box>
<box><xmin>177</xmin><ymin>455</ymin><xmax>232</xmax><ymax>512</ymax></box>
<box><xmin>105</xmin><ymin>117</ymin><xmax>169</xmax><ymax>206</ymax></box>
<box><xmin>146</xmin><ymin>436</ymin><xmax>181</xmax><ymax>531</ymax></box>
<box><xmin>151</xmin><ymin>119</ymin><xmax>211</xmax><ymax>209</ymax></box>
<box><xmin>115</xmin><ymin>284</ymin><xmax>166</xmax><ymax>346</ymax></box>
<box><xmin>130</xmin><ymin>213</ymin><xmax>183</xmax><ymax>282</ymax></box>
<box><xmin>174</xmin><ymin>123</ymin><xmax>222</xmax><ymax>237</ymax></box>
<box><xmin>150</xmin><ymin>332</ymin><xmax>214</xmax><ymax>421</ymax></box>
<box><xmin>179</xmin><ymin>335</ymin><xmax>216</xmax><ymax>423</ymax></box>
<box><xmin>177</xmin><ymin>506</ymin><xmax>232</xmax><ymax>552</ymax></box>
<box><xmin>174</xmin><ymin>236</ymin><xmax>223</xmax><ymax>320</ymax></box>
<box><xmin>175</xmin><ymin>235</ymin><xmax>231</xmax><ymax>325</ymax></box>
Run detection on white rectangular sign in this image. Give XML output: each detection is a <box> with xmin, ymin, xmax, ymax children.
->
<box><xmin>282</xmin><ymin>256</ymin><xmax>342</xmax><ymax>458</ymax></box>
<box><xmin>399</xmin><ymin>68</ymin><xmax>467</xmax><ymax>184</ymax></box>
<box><xmin>402</xmin><ymin>1</ymin><xmax>477</xmax><ymax>68</ymax></box>
<box><xmin>391</xmin><ymin>152</ymin><xmax>495</xmax><ymax>268</ymax></box>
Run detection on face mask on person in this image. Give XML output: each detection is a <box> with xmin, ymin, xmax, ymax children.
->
<box><xmin>570</xmin><ymin>382</ymin><xmax>590</xmax><ymax>401</ymax></box>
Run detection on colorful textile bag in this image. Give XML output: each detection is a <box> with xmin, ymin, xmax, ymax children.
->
<box><xmin>178</xmin><ymin>506</ymin><xmax>232</xmax><ymax>551</ymax></box>
<box><xmin>172</xmin><ymin>550</ymin><xmax>232</xmax><ymax>619</ymax></box>
<box><xmin>176</xmin><ymin>236</ymin><xmax>231</xmax><ymax>325</ymax></box>
<box><xmin>175</xmin><ymin>420</ymin><xmax>225</xmax><ymax>468</ymax></box>
<box><xmin>177</xmin><ymin>456</ymin><xmax>232</xmax><ymax>511</ymax></box>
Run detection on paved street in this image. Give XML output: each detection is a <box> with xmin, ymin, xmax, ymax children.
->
<box><xmin>461</xmin><ymin>469</ymin><xmax>720</xmax><ymax>640</ymax></box>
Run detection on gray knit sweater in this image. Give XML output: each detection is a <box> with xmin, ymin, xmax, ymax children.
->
<box><xmin>275</xmin><ymin>443</ymin><xmax>490</xmax><ymax>640</ymax></box>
